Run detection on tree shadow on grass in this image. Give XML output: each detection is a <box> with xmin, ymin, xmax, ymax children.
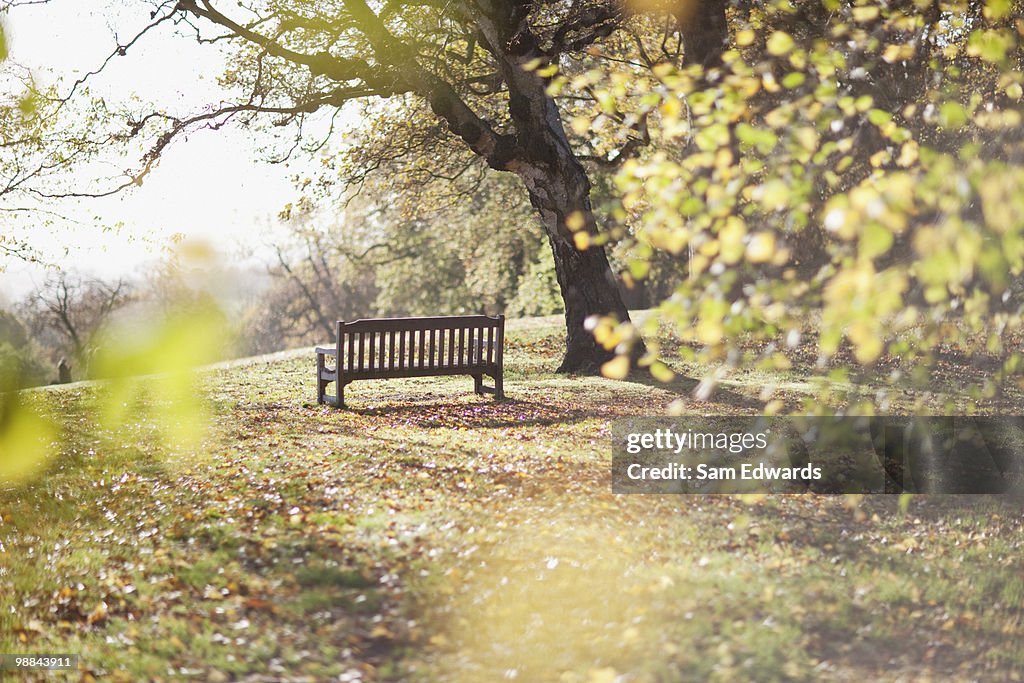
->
<box><xmin>621</xmin><ymin>370</ymin><xmax>768</xmax><ymax>412</ymax></box>
<box><xmin>735</xmin><ymin>494</ymin><xmax>1024</xmax><ymax>567</ymax></box>
<box><xmin>348</xmin><ymin>396</ymin><xmax>605</xmax><ymax>429</ymax></box>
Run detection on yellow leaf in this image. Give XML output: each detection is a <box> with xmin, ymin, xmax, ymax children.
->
<box><xmin>536</xmin><ymin>64</ymin><xmax>558</xmax><ymax>78</ymax></box>
<box><xmin>659</xmin><ymin>96</ymin><xmax>682</xmax><ymax>122</ymax></box>
<box><xmin>747</xmin><ymin>232</ymin><xmax>776</xmax><ymax>263</ymax></box>
<box><xmin>601</xmin><ymin>355</ymin><xmax>631</xmax><ymax>380</ymax></box>
<box><xmin>566</xmin><ymin>211</ymin><xmax>587</xmax><ymax>231</ymax></box>
<box><xmin>851</xmin><ymin>331</ymin><xmax>884</xmax><ymax>364</ymax></box>
<box><xmin>570</xmin><ymin>116</ymin><xmax>592</xmax><ymax>136</ymax></box>
<box><xmin>897</xmin><ymin>141</ymin><xmax>919</xmax><ymax>167</ymax></box>
<box><xmin>719</xmin><ymin>216</ymin><xmax>747</xmax><ymax>264</ymax></box>
<box><xmin>766</xmin><ymin>31</ymin><xmax>795</xmax><ymax>56</ymax></box>
<box><xmin>696</xmin><ymin>319</ymin><xmax>724</xmax><ymax>345</ymax></box>
<box><xmin>794</xmin><ymin>126</ymin><xmax>819</xmax><ymax>151</ymax></box>
<box><xmin>852</xmin><ymin>5</ymin><xmax>880</xmax><ymax>21</ymax></box>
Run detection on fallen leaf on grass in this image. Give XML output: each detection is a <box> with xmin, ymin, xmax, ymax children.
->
<box><xmin>87</xmin><ymin>601</ymin><xmax>108</xmax><ymax>625</ymax></box>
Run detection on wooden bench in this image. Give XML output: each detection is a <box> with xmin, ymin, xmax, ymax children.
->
<box><xmin>315</xmin><ymin>315</ymin><xmax>505</xmax><ymax>407</ymax></box>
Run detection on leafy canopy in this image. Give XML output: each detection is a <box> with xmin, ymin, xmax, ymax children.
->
<box><xmin>584</xmin><ymin>0</ymin><xmax>1024</xmax><ymax>413</ymax></box>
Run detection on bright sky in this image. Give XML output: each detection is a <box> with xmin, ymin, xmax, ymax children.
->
<box><xmin>0</xmin><ymin>2</ymin><xmax>330</xmax><ymax>299</ymax></box>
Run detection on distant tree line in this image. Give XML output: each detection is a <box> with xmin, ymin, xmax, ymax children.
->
<box><xmin>0</xmin><ymin>256</ymin><xmax>256</xmax><ymax>389</ymax></box>
<box><xmin>1</xmin><ymin>174</ymin><xmax>691</xmax><ymax>387</ymax></box>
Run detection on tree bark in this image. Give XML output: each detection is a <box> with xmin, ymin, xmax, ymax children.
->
<box><xmin>678</xmin><ymin>0</ymin><xmax>729</xmax><ymax>69</ymax></box>
<box><xmin>549</xmin><ymin>230</ymin><xmax>632</xmax><ymax>373</ymax></box>
<box><xmin>515</xmin><ymin>161</ymin><xmax>635</xmax><ymax>373</ymax></box>
<box><xmin>472</xmin><ymin>5</ymin><xmax>643</xmax><ymax>373</ymax></box>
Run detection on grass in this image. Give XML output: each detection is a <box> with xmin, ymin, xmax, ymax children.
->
<box><xmin>1</xmin><ymin>312</ymin><xmax>1022</xmax><ymax>682</ymax></box>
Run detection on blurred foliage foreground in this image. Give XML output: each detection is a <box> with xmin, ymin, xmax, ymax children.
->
<box><xmin>0</xmin><ymin>304</ymin><xmax>228</xmax><ymax>486</ymax></box>
<box><xmin>580</xmin><ymin>1</ymin><xmax>1024</xmax><ymax>413</ymax></box>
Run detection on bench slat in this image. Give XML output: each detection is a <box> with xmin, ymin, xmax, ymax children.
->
<box><xmin>386</xmin><ymin>330</ymin><xmax>394</xmax><ymax>371</ymax></box>
<box><xmin>342</xmin><ymin>315</ymin><xmax>501</xmax><ymax>332</ymax></box>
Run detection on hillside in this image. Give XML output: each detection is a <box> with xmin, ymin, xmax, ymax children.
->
<box><xmin>1</xmin><ymin>313</ymin><xmax>1022</xmax><ymax>682</ymax></box>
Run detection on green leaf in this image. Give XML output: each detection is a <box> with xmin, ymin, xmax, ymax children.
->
<box><xmin>938</xmin><ymin>102</ymin><xmax>968</xmax><ymax>129</ymax></box>
<box><xmin>649</xmin><ymin>361</ymin><xmax>675</xmax><ymax>383</ymax></box>
<box><xmin>0</xmin><ymin>400</ymin><xmax>56</xmax><ymax>485</ymax></box>
<box><xmin>782</xmin><ymin>72</ymin><xmax>806</xmax><ymax>89</ymax></box>
<box><xmin>967</xmin><ymin>29</ymin><xmax>1015</xmax><ymax>64</ymax></box>
<box><xmin>984</xmin><ymin>0</ymin><xmax>1012</xmax><ymax>20</ymax></box>
<box><xmin>898</xmin><ymin>493</ymin><xmax>913</xmax><ymax>514</ymax></box>
<box><xmin>736</xmin><ymin>123</ymin><xmax>778</xmax><ymax>154</ymax></box>
<box><xmin>867</xmin><ymin>109</ymin><xmax>892</xmax><ymax>126</ymax></box>
<box><xmin>629</xmin><ymin>259</ymin><xmax>650</xmax><ymax>280</ymax></box>
<box><xmin>860</xmin><ymin>222</ymin><xmax>894</xmax><ymax>260</ymax></box>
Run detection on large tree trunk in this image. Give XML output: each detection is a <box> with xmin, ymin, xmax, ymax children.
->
<box><xmin>548</xmin><ymin>233</ymin><xmax>632</xmax><ymax>373</ymax></box>
<box><xmin>471</xmin><ymin>5</ymin><xmax>644</xmax><ymax>373</ymax></box>
<box><xmin>516</xmin><ymin>159</ymin><xmax>635</xmax><ymax>373</ymax></box>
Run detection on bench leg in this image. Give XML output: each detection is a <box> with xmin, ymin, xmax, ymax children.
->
<box><xmin>338</xmin><ymin>382</ymin><xmax>346</xmax><ymax>409</ymax></box>
<box><xmin>494</xmin><ymin>371</ymin><xmax>504</xmax><ymax>400</ymax></box>
<box><xmin>316</xmin><ymin>353</ymin><xmax>328</xmax><ymax>405</ymax></box>
<box><xmin>473</xmin><ymin>374</ymin><xmax>483</xmax><ymax>395</ymax></box>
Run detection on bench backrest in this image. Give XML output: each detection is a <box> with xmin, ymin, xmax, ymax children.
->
<box><xmin>335</xmin><ymin>315</ymin><xmax>504</xmax><ymax>376</ymax></box>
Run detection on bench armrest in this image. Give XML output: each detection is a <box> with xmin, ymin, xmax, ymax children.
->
<box><xmin>315</xmin><ymin>346</ymin><xmax>337</xmax><ymax>356</ymax></box>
